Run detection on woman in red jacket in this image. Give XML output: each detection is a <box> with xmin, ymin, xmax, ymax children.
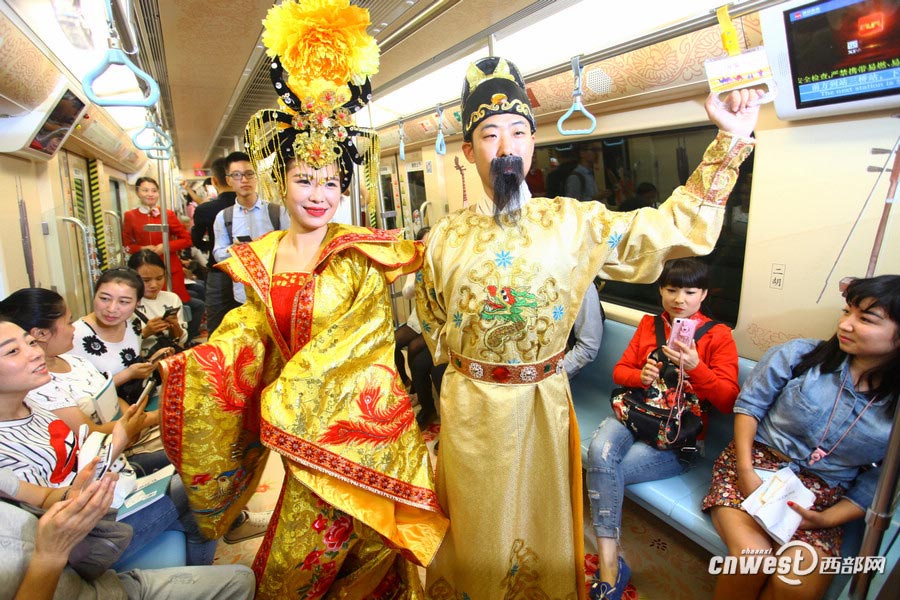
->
<box><xmin>122</xmin><ymin>177</ymin><xmax>192</xmax><ymax>303</ymax></box>
<box><xmin>586</xmin><ymin>258</ymin><xmax>739</xmax><ymax>600</ymax></box>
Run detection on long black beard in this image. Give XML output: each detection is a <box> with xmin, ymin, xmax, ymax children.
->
<box><xmin>489</xmin><ymin>156</ymin><xmax>525</xmax><ymax>226</ymax></box>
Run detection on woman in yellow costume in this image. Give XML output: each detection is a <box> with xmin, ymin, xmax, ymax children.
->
<box><xmin>158</xmin><ymin>2</ymin><xmax>448</xmax><ymax>598</ymax></box>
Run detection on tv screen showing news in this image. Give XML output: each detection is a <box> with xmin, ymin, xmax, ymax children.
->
<box><xmin>785</xmin><ymin>0</ymin><xmax>900</xmax><ymax>110</ymax></box>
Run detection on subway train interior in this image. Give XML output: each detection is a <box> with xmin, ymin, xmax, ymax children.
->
<box><xmin>1</xmin><ymin>0</ymin><xmax>899</xmax><ymax>598</ymax></box>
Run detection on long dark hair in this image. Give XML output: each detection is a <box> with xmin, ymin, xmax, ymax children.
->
<box><xmin>94</xmin><ymin>267</ymin><xmax>144</xmax><ymax>300</ymax></box>
<box><xmin>128</xmin><ymin>249</ymin><xmax>167</xmax><ymax>273</ymax></box>
<box><xmin>0</xmin><ymin>288</ymin><xmax>66</xmax><ymax>332</ymax></box>
<box><xmin>794</xmin><ymin>275</ymin><xmax>900</xmax><ymax>410</ymax></box>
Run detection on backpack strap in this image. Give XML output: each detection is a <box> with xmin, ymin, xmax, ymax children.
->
<box><xmin>693</xmin><ymin>319</ymin><xmax>723</xmax><ymax>340</ymax></box>
<box><xmin>222</xmin><ymin>205</ymin><xmax>235</xmax><ymax>241</ymax></box>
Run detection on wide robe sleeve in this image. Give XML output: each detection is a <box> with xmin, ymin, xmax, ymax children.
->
<box><xmin>163</xmin><ymin>226</ymin><xmax>446</xmax><ymax>565</ymax></box>
<box><xmin>580</xmin><ymin>132</ymin><xmax>754</xmax><ymax>286</ymax></box>
<box><xmin>158</xmin><ymin>290</ymin><xmax>283</xmax><ymax>539</ymax></box>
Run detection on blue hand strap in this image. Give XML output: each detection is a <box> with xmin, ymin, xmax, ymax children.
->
<box><xmin>82</xmin><ymin>0</ymin><xmax>160</xmax><ymax>108</ymax></box>
<box><xmin>435</xmin><ymin>105</ymin><xmax>446</xmax><ymax>155</ymax></box>
<box><xmin>557</xmin><ymin>57</ymin><xmax>597</xmax><ymax>136</ymax></box>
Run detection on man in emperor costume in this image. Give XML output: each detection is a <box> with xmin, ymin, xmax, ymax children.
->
<box><xmin>417</xmin><ymin>56</ymin><xmax>761</xmax><ymax>599</ymax></box>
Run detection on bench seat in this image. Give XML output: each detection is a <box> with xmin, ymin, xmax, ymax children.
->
<box><xmin>570</xmin><ymin>318</ymin><xmax>750</xmax><ymax>557</ymax></box>
<box><xmin>570</xmin><ymin>316</ymin><xmax>897</xmax><ymax>597</ymax></box>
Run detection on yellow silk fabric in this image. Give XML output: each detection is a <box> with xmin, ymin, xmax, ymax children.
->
<box><xmin>418</xmin><ymin>133</ymin><xmax>753</xmax><ymax>599</ymax></box>
<box><xmin>161</xmin><ymin>223</ymin><xmax>448</xmax><ymax>598</ymax></box>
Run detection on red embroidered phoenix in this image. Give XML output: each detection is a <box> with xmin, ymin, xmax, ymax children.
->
<box><xmin>317</xmin><ymin>364</ymin><xmax>414</xmax><ymax>446</ymax></box>
<box><xmin>191</xmin><ymin>344</ymin><xmax>260</xmax><ymax>430</ymax></box>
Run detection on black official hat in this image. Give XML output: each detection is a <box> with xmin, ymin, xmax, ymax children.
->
<box><xmin>461</xmin><ymin>56</ymin><xmax>536</xmax><ymax>142</ymax></box>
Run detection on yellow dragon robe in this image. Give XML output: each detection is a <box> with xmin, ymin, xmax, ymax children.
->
<box><xmin>160</xmin><ymin>224</ymin><xmax>448</xmax><ymax>599</ymax></box>
<box><xmin>418</xmin><ymin>132</ymin><xmax>754</xmax><ymax>599</ymax></box>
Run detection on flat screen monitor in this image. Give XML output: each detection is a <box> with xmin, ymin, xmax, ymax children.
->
<box><xmin>27</xmin><ymin>88</ymin><xmax>86</xmax><ymax>156</ymax></box>
<box><xmin>761</xmin><ymin>0</ymin><xmax>900</xmax><ymax>120</ymax></box>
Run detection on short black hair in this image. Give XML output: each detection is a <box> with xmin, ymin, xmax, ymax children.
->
<box><xmin>128</xmin><ymin>249</ymin><xmax>167</xmax><ymax>273</ymax></box>
<box><xmin>0</xmin><ymin>288</ymin><xmax>66</xmax><ymax>332</ymax></box>
<box><xmin>224</xmin><ymin>151</ymin><xmax>251</xmax><ymax>172</ymax></box>
<box><xmin>658</xmin><ymin>258</ymin><xmax>709</xmax><ymax>289</ymax></box>
<box><xmin>211</xmin><ymin>157</ymin><xmax>228</xmax><ymax>184</ymax></box>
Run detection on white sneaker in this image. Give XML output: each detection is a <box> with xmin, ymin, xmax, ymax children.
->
<box><xmin>223</xmin><ymin>510</ymin><xmax>273</xmax><ymax>544</ymax></box>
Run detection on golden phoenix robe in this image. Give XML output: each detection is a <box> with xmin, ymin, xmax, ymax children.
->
<box><xmin>160</xmin><ymin>224</ymin><xmax>448</xmax><ymax>599</ymax></box>
<box><xmin>418</xmin><ymin>132</ymin><xmax>754</xmax><ymax>599</ymax></box>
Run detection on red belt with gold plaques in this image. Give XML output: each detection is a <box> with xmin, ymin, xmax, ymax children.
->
<box><xmin>448</xmin><ymin>349</ymin><xmax>566</xmax><ymax>385</ymax></box>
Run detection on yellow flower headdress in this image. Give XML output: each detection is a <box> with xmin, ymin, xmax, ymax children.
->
<box><xmin>244</xmin><ymin>0</ymin><xmax>380</xmax><ymax>201</ymax></box>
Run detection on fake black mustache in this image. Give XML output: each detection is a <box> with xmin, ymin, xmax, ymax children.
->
<box><xmin>489</xmin><ymin>156</ymin><xmax>525</xmax><ymax>225</ymax></box>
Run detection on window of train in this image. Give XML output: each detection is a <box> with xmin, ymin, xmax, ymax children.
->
<box><xmin>532</xmin><ymin>125</ymin><xmax>753</xmax><ymax>326</ymax></box>
<box><xmin>380</xmin><ymin>173</ymin><xmax>397</xmax><ymax>229</ymax></box>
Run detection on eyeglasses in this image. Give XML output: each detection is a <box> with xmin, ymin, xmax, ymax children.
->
<box><xmin>227</xmin><ymin>171</ymin><xmax>257</xmax><ymax>181</ymax></box>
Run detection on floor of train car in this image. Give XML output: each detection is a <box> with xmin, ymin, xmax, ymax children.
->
<box><xmin>214</xmin><ymin>421</ymin><xmax>717</xmax><ymax>598</ymax></box>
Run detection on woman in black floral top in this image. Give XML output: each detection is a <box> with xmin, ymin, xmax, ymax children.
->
<box><xmin>70</xmin><ymin>268</ymin><xmax>173</xmax><ymax>401</ymax></box>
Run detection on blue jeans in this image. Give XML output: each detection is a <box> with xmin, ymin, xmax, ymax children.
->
<box><xmin>586</xmin><ymin>417</ymin><xmax>685</xmax><ymax>539</ymax></box>
<box><xmin>114</xmin><ymin>476</ymin><xmax>217</xmax><ymax>567</ymax></box>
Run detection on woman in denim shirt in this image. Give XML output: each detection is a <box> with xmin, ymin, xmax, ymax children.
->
<box><xmin>703</xmin><ymin>275</ymin><xmax>899</xmax><ymax>600</ymax></box>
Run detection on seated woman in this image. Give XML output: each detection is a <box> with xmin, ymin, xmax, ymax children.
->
<box><xmin>704</xmin><ymin>274</ymin><xmax>899</xmax><ymax>600</ymax></box>
<box><xmin>0</xmin><ymin>318</ymin><xmax>217</xmax><ymax>567</ymax></box>
<box><xmin>0</xmin><ymin>288</ymin><xmax>167</xmax><ymax>477</ymax></box>
<box><xmin>586</xmin><ymin>258</ymin><xmax>739</xmax><ymax>600</ymax></box>
<box><xmin>68</xmin><ymin>268</ymin><xmax>172</xmax><ymax>404</ymax></box>
<box><xmin>128</xmin><ymin>250</ymin><xmax>190</xmax><ymax>354</ymax></box>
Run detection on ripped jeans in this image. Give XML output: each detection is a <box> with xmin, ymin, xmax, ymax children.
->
<box><xmin>586</xmin><ymin>417</ymin><xmax>685</xmax><ymax>539</ymax></box>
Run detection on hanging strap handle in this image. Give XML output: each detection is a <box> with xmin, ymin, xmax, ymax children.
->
<box><xmin>398</xmin><ymin>121</ymin><xmax>406</xmax><ymax>161</ymax></box>
<box><xmin>132</xmin><ymin>119</ymin><xmax>172</xmax><ymax>152</ymax></box>
<box><xmin>557</xmin><ymin>56</ymin><xmax>597</xmax><ymax>136</ymax></box>
<box><xmin>82</xmin><ymin>0</ymin><xmax>160</xmax><ymax>107</ymax></box>
<box><xmin>435</xmin><ymin>105</ymin><xmax>446</xmax><ymax>156</ymax></box>
<box><xmin>716</xmin><ymin>6</ymin><xmax>741</xmax><ymax>58</ymax></box>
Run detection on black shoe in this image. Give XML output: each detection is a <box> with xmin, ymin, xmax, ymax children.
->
<box><xmin>416</xmin><ymin>407</ymin><xmax>436</xmax><ymax>430</ymax></box>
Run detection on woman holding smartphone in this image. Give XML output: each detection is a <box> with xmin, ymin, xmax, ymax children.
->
<box><xmin>585</xmin><ymin>258</ymin><xmax>740</xmax><ymax>600</ymax></box>
<box><xmin>69</xmin><ymin>268</ymin><xmax>173</xmax><ymax>404</ymax></box>
<box><xmin>128</xmin><ymin>250</ymin><xmax>189</xmax><ymax>354</ymax></box>
<box><xmin>0</xmin><ymin>287</ymin><xmax>168</xmax><ymax>475</ymax></box>
<box><xmin>0</xmin><ymin>317</ymin><xmax>216</xmax><ymax>566</ymax></box>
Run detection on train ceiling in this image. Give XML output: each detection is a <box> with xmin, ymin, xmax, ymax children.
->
<box><xmin>131</xmin><ymin>0</ymin><xmax>550</xmax><ymax>169</ymax></box>
<box><xmin>3</xmin><ymin>0</ymin><xmax>770</xmax><ymax>170</ymax></box>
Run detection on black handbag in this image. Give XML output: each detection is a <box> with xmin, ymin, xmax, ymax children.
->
<box><xmin>610</xmin><ymin>316</ymin><xmax>720</xmax><ymax>451</ymax></box>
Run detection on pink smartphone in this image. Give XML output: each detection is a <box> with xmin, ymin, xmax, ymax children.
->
<box><xmin>668</xmin><ymin>318</ymin><xmax>697</xmax><ymax>347</ymax></box>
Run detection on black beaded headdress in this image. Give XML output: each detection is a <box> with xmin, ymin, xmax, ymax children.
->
<box><xmin>243</xmin><ymin>0</ymin><xmax>380</xmax><ymax>199</ymax></box>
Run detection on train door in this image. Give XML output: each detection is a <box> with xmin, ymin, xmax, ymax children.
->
<box><xmin>105</xmin><ymin>178</ymin><xmax>127</xmax><ymax>267</ymax></box>
<box><xmin>56</xmin><ymin>150</ymin><xmax>101</xmax><ymax>317</ymax></box>
<box><xmin>379</xmin><ymin>166</ymin><xmax>400</xmax><ymax>230</ymax></box>
<box><xmin>0</xmin><ymin>154</ymin><xmax>54</xmax><ymax>298</ymax></box>
<box><xmin>404</xmin><ymin>161</ymin><xmax>428</xmax><ymax>231</ymax></box>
